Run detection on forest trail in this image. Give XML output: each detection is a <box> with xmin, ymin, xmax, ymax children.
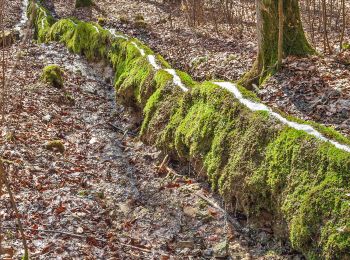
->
<box><xmin>0</xmin><ymin>14</ymin><xmax>301</xmax><ymax>258</ymax></box>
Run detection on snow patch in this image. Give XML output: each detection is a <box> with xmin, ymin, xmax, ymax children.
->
<box><xmin>93</xmin><ymin>25</ymin><xmax>99</xmax><ymax>33</ymax></box>
<box><xmin>147</xmin><ymin>55</ymin><xmax>160</xmax><ymax>70</ymax></box>
<box><xmin>165</xmin><ymin>69</ymin><xmax>189</xmax><ymax>92</ymax></box>
<box><xmin>131</xmin><ymin>42</ymin><xmax>145</xmax><ymax>56</ymax></box>
<box><xmin>107</xmin><ymin>28</ymin><xmax>128</xmax><ymax>40</ymax></box>
<box><xmin>214</xmin><ymin>82</ymin><xmax>350</xmax><ymax>153</ymax></box>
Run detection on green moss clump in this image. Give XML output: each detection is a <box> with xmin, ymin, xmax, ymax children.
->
<box><xmin>66</xmin><ymin>22</ymin><xmax>111</xmax><ymax>61</ymax></box>
<box><xmin>28</xmin><ymin>1</ymin><xmax>56</xmax><ymax>43</ymax></box>
<box><xmin>41</xmin><ymin>65</ymin><xmax>64</xmax><ymax>88</ymax></box>
<box><xmin>134</xmin><ymin>20</ymin><xmax>147</xmax><ymax>29</ymax></box>
<box><xmin>46</xmin><ymin>140</ymin><xmax>65</xmax><ymax>153</ymax></box>
<box><xmin>119</xmin><ymin>16</ymin><xmax>130</xmax><ymax>24</ymax></box>
<box><xmin>97</xmin><ymin>17</ymin><xmax>107</xmax><ymax>26</ymax></box>
<box><xmin>75</xmin><ymin>0</ymin><xmax>93</xmax><ymax>8</ymax></box>
<box><xmin>47</xmin><ymin>19</ymin><xmax>77</xmax><ymax>43</ymax></box>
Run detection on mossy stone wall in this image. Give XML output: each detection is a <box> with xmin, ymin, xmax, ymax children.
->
<box><xmin>29</xmin><ymin>2</ymin><xmax>350</xmax><ymax>258</ymax></box>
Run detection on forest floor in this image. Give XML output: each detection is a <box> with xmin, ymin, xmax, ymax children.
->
<box><xmin>54</xmin><ymin>0</ymin><xmax>350</xmax><ymax>137</ymax></box>
<box><xmin>0</xmin><ymin>1</ymin><xmax>305</xmax><ymax>259</ymax></box>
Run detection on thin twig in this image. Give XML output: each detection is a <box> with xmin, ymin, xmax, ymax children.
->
<box><xmin>195</xmin><ymin>192</ymin><xmax>241</xmax><ymax>231</ymax></box>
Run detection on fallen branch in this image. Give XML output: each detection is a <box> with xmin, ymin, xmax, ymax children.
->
<box><xmin>195</xmin><ymin>192</ymin><xmax>241</xmax><ymax>231</ymax></box>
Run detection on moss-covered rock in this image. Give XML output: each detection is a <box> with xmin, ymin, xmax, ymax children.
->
<box><xmin>45</xmin><ymin>140</ymin><xmax>65</xmax><ymax>153</ymax></box>
<box><xmin>28</xmin><ymin>1</ymin><xmax>55</xmax><ymax>43</ymax></box>
<box><xmin>41</xmin><ymin>65</ymin><xmax>64</xmax><ymax>88</ymax></box>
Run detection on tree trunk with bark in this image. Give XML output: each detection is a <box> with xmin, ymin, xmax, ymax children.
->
<box><xmin>241</xmin><ymin>0</ymin><xmax>314</xmax><ymax>88</ymax></box>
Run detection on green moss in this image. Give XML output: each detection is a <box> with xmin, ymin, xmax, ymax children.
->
<box><xmin>28</xmin><ymin>1</ymin><xmax>56</xmax><ymax>43</ymax></box>
<box><xmin>156</xmin><ymin>54</ymin><xmax>171</xmax><ymax>68</ymax></box>
<box><xmin>46</xmin><ymin>140</ymin><xmax>65</xmax><ymax>153</ymax></box>
<box><xmin>41</xmin><ymin>65</ymin><xmax>64</xmax><ymax>88</ymax></box>
<box><xmin>119</xmin><ymin>16</ymin><xmax>130</xmax><ymax>24</ymax></box>
<box><xmin>109</xmin><ymin>40</ymin><xmax>156</xmax><ymax>108</ymax></box>
<box><xmin>142</xmin><ymin>79</ymin><xmax>350</xmax><ymax>258</ymax></box>
<box><xmin>134</xmin><ymin>20</ymin><xmax>147</xmax><ymax>29</ymax></box>
<box><xmin>47</xmin><ymin>18</ymin><xmax>77</xmax><ymax>43</ymax></box>
<box><xmin>66</xmin><ymin>22</ymin><xmax>111</xmax><ymax>61</ymax></box>
<box><xmin>278</xmin><ymin>110</ymin><xmax>350</xmax><ymax>146</ymax></box>
<box><xmin>250</xmin><ymin>129</ymin><xmax>350</xmax><ymax>259</ymax></box>
<box><xmin>97</xmin><ymin>17</ymin><xmax>107</xmax><ymax>26</ymax></box>
<box><xmin>75</xmin><ymin>0</ymin><xmax>93</xmax><ymax>8</ymax></box>
<box><xmin>176</xmin><ymin>70</ymin><xmax>195</xmax><ymax>88</ymax></box>
<box><xmin>134</xmin><ymin>14</ymin><xmax>144</xmax><ymax>21</ymax></box>
<box><xmin>140</xmin><ymin>70</ymin><xmax>173</xmax><ymax>136</ymax></box>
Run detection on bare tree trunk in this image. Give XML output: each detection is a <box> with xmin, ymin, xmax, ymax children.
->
<box><xmin>240</xmin><ymin>0</ymin><xmax>314</xmax><ymax>88</ymax></box>
<box><xmin>339</xmin><ymin>0</ymin><xmax>346</xmax><ymax>50</ymax></box>
<box><xmin>322</xmin><ymin>0</ymin><xmax>332</xmax><ymax>53</ymax></box>
<box><xmin>1</xmin><ymin>0</ymin><xmax>6</xmax><ymax>124</ymax></box>
<box><xmin>277</xmin><ymin>0</ymin><xmax>283</xmax><ymax>69</ymax></box>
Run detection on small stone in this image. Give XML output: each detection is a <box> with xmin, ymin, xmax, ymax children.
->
<box><xmin>76</xmin><ymin>227</ymin><xmax>84</xmax><ymax>234</ymax></box>
<box><xmin>203</xmin><ymin>248</ymin><xmax>213</xmax><ymax>256</ymax></box>
<box><xmin>177</xmin><ymin>240</ymin><xmax>194</xmax><ymax>249</ymax></box>
<box><xmin>41</xmin><ymin>65</ymin><xmax>64</xmax><ymax>88</ymax></box>
<box><xmin>213</xmin><ymin>240</ymin><xmax>229</xmax><ymax>258</ymax></box>
<box><xmin>89</xmin><ymin>137</ymin><xmax>98</xmax><ymax>144</ymax></box>
<box><xmin>42</xmin><ymin>114</ymin><xmax>52</xmax><ymax>122</ymax></box>
<box><xmin>183</xmin><ymin>206</ymin><xmax>198</xmax><ymax>218</ymax></box>
<box><xmin>45</xmin><ymin>140</ymin><xmax>65</xmax><ymax>153</ymax></box>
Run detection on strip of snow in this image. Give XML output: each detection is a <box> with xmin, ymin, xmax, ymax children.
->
<box><xmin>21</xmin><ymin>2</ymin><xmax>350</xmax><ymax>153</ymax></box>
<box><xmin>69</xmin><ymin>19</ymin><xmax>78</xmax><ymax>27</ymax></box>
<box><xmin>131</xmin><ymin>42</ymin><xmax>145</xmax><ymax>56</ymax></box>
<box><xmin>107</xmin><ymin>28</ymin><xmax>128</xmax><ymax>40</ymax></box>
<box><xmin>93</xmin><ymin>25</ymin><xmax>99</xmax><ymax>33</ymax></box>
<box><xmin>147</xmin><ymin>55</ymin><xmax>161</xmax><ymax>70</ymax></box>
<box><xmin>165</xmin><ymin>69</ymin><xmax>189</xmax><ymax>92</ymax></box>
<box><xmin>214</xmin><ymin>82</ymin><xmax>350</xmax><ymax>153</ymax></box>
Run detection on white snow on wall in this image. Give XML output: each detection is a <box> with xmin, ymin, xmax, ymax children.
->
<box><xmin>23</xmin><ymin>1</ymin><xmax>350</xmax><ymax>153</ymax></box>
